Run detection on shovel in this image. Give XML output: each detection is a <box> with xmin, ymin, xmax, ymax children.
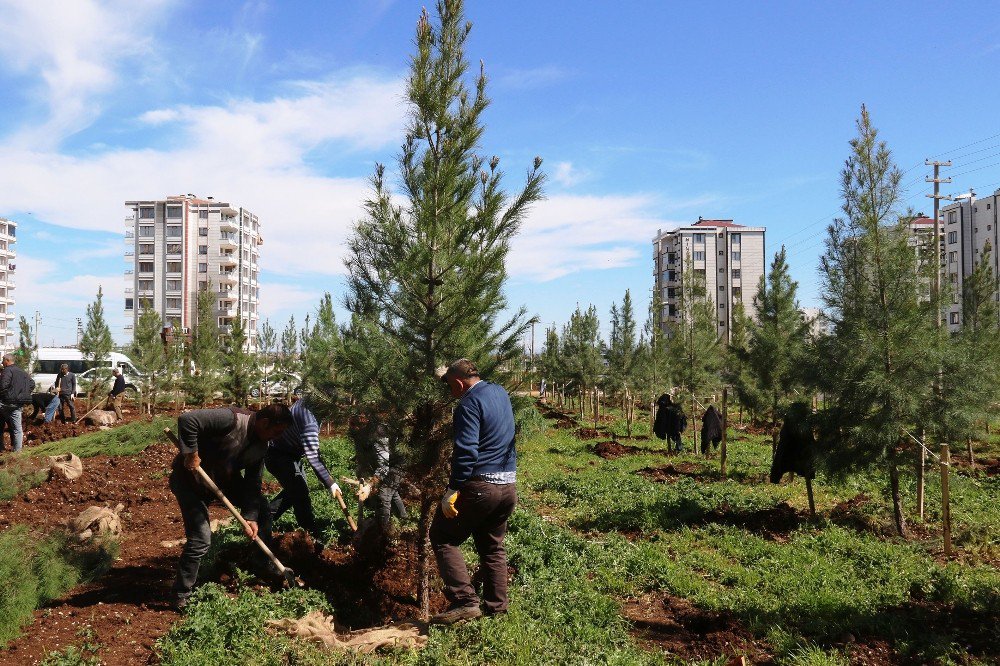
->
<box><xmin>163</xmin><ymin>428</ymin><xmax>302</xmax><ymax>588</ymax></box>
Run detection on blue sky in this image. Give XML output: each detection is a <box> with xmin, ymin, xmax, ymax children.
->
<box><xmin>2</xmin><ymin>1</ymin><xmax>1000</xmax><ymax>347</ymax></box>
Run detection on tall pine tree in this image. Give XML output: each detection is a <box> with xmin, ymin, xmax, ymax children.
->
<box><xmin>79</xmin><ymin>286</ymin><xmax>114</xmax><ymax>401</ymax></box>
<box><xmin>258</xmin><ymin>319</ymin><xmax>277</xmax><ymax>398</ymax></box>
<box><xmin>816</xmin><ymin>106</ymin><xmax>938</xmax><ymax>537</ymax></box>
<box><xmin>337</xmin><ymin>0</ymin><xmax>544</xmax><ymax>618</ymax></box>
<box><xmin>223</xmin><ymin>312</ymin><xmax>260</xmax><ymax>406</ymax></box>
<box><xmin>16</xmin><ymin>316</ymin><xmax>35</xmax><ymax>372</ymax></box>
<box><xmin>185</xmin><ymin>286</ymin><xmax>222</xmax><ymax>407</ymax></box>
<box><xmin>561</xmin><ymin>305</ymin><xmax>603</xmax><ymax>420</ymax></box>
<box><xmin>605</xmin><ymin>290</ymin><xmax>641</xmax><ymax>433</ymax></box>
<box><xmin>130</xmin><ymin>307</ymin><xmax>165</xmax><ymax>414</ymax></box>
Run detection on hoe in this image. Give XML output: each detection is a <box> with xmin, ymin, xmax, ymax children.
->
<box><xmin>163</xmin><ymin>428</ymin><xmax>303</xmax><ymax>588</ymax></box>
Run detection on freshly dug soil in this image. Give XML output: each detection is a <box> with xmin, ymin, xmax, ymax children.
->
<box><xmin>636</xmin><ymin>462</ymin><xmax>707</xmax><ymax>482</ymax></box>
<box><xmin>576</xmin><ymin>428</ymin><xmax>603</xmax><ymax>440</ymax></box>
<box><xmin>592</xmin><ymin>440</ymin><xmax>642</xmax><ymax>459</ymax></box>
<box><xmin>623</xmin><ymin>593</ymin><xmax>773</xmax><ymax>663</ymax></box>
<box><xmin>703</xmin><ymin>502</ymin><xmax>803</xmax><ymax>539</ymax></box>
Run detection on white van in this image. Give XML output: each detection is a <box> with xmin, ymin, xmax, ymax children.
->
<box><xmin>32</xmin><ymin>347</ymin><xmax>142</xmax><ymax>394</ymax></box>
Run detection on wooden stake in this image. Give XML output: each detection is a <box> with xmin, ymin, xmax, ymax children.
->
<box><xmin>917</xmin><ymin>437</ymin><xmax>926</xmax><ymax>521</ymax></box>
<box><xmin>721</xmin><ymin>387</ymin><xmax>728</xmax><ymax>479</ymax></box>
<box><xmin>941</xmin><ymin>443</ymin><xmax>952</xmax><ymax>557</ymax></box>
<box><xmin>966</xmin><ymin>436</ymin><xmax>975</xmax><ymax>466</ymax></box>
<box><xmin>805</xmin><ymin>477</ymin><xmax>816</xmax><ymax>518</ymax></box>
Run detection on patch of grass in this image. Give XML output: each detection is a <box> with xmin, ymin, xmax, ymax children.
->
<box><xmin>0</xmin><ymin>527</ymin><xmax>117</xmax><ymax>645</ymax></box>
<box><xmin>28</xmin><ymin>417</ymin><xmax>175</xmax><ymax>459</ymax></box>
<box><xmin>0</xmin><ymin>459</ymin><xmax>48</xmax><ymax>500</ymax></box>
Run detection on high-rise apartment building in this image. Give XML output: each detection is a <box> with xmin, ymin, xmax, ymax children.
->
<box><xmin>652</xmin><ymin>218</ymin><xmax>766</xmax><ymax>340</ymax></box>
<box><xmin>938</xmin><ymin>190</ymin><xmax>1000</xmax><ymax>331</ymax></box>
<box><xmin>0</xmin><ymin>218</ymin><xmax>16</xmax><ymax>351</ymax></box>
<box><xmin>124</xmin><ymin>195</ymin><xmax>261</xmax><ymax>348</ymax></box>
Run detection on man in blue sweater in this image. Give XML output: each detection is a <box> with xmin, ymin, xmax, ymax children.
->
<box><xmin>430</xmin><ymin>359</ymin><xmax>517</xmax><ymax>625</ymax></box>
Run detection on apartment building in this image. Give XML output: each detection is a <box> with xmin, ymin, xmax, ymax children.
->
<box><xmin>0</xmin><ymin>218</ymin><xmax>16</xmax><ymax>351</ymax></box>
<box><xmin>652</xmin><ymin>218</ymin><xmax>766</xmax><ymax>340</ymax></box>
<box><xmin>124</xmin><ymin>195</ymin><xmax>261</xmax><ymax>348</ymax></box>
<box><xmin>938</xmin><ymin>190</ymin><xmax>1000</xmax><ymax>331</ymax></box>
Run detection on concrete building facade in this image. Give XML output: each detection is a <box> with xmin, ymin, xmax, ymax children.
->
<box><xmin>124</xmin><ymin>195</ymin><xmax>261</xmax><ymax>347</ymax></box>
<box><xmin>939</xmin><ymin>190</ymin><xmax>1000</xmax><ymax>331</ymax></box>
<box><xmin>652</xmin><ymin>218</ymin><xmax>766</xmax><ymax>340</ymax></box>
<box><xmin>0</xmin><ymin>218</ymin><xmax>16</xmax><ymax>351</ymax></box>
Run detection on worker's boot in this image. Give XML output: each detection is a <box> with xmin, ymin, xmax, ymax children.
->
<box><xmin>430</xmin><ymin>604</ymin><xmax>482</xmax><ymax>625</ymax></box>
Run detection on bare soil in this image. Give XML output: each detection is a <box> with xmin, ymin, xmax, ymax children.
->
<box><xmin>703</xmin><ymin>502</ymin><xmax>803</xmax><ymax>539</ymax></box>
<box><xmin>622</xmin><ymin>593</ymin><xmax>774</xmax><ymax>664</ymax></box>
<box><xmin>636</xmin><ymin>462</ymin><xmax>708</xmax><ymax>482</ymax></box>
<box><xmin>576</xmin><ymin>428</ymin><xmax>602</xmax><ymax>440</ymax></box>
<box><xmin>592</xmin><ymin>440</ymin><xmax>641</xmax><ymax>459</ymax></box>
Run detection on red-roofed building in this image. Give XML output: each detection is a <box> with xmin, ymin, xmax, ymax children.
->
<box><xmin>652</xmin><ymin>217</ymin><xmax>766</xmax><ymax>340</ymax></box>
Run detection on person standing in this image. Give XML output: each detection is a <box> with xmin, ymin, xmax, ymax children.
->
<box><xmin>0</xmin><ymin>353</ymin><xmax>34</xmax><ymax>452</ymax></box>
<box><xmin>108</xmin><ymin>368</ymin><xmax>127</xmax><ymax>420</ymax></box>
<box><xmin>265</xmin><ymin>399</ymin><xmax>342</xmax><ymax>541</ymax></box>
<box><xmin>429</xmin><ymin>358</ymin><xmax>517</xmax><ymax>625</ymax></box>
<box><xmin>700</xmin><ymin>405</ymin><xmax>723</xmax><ymax>455</ymax></box>
<box><xmin>169</xmin><ymin>403</ymin><xmax>293</xmax><ymax>610</ymax></box>
<box><xmin>653</xmin><ymin>393</ymin><xmax>686</xmax><ymax>453</ymax></box>
<box><xmin>55</xmin><ymin>363</ymin><xmax>77</xmax><ymax>423</ymax></box>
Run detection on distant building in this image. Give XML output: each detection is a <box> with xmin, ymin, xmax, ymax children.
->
<box><xmin>939</xmin><ymin>191</ymin><xmax>1000</xmax><ymax>331</ymax></box>
<box><xmin>0</xmin><ymin>218</ymin><xmax>15</xmax><ymax>351</ymax></box>
<box><xmin>124</xmin><ymin>195</ymin><xmax>261</xmax><ymax>348</ymax></box>
<box><xmin>652</xmin><ymin>218</ymin><xmax>766</xmax><ymax>341</ymax></box>
<box><xmin>800</xmin><ymin>307</ymin><xmax>830</xmax><ymax>338</ymax></box>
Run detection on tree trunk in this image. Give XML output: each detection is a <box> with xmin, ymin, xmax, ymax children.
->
<box><xmin>416</xmin><ymin>495</ymin><xmax>435</xmax><ymax>619</ymax></box>
<box><xmin>966</xmin><ymin>437</ymin><xmax>975</xmax><ymax>466</ymax></box>
<box><xmin>805</xmin><ymin>477</ymin><xmax>816</xmax><ymax>518</ymax></box>
<box><xmin>888</xmin><ymin>449</ymin><xmax>907</xmax><ymax>538</ymax></box>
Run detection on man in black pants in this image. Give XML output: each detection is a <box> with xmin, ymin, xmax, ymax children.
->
<box><xmin>429</xmin><ymin>359</ymin><xmax>517</xmax><ymax>625</ymax></box>
<box><xmin>169</xmin><ymin>403</ymin><xmax>292</xmax><ymax>610</ymax></box>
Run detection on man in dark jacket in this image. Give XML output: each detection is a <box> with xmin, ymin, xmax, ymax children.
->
<box><xmin>700</xmin><ymin>405</ymin><xmax>723</xmax><ymax>455</ymax></box>
<box><xmin>170</xmin><ymin>403</ymin><xmax>293</xmax><ymax>610</ymax></box>
<box><xmin>55</xmin><ymin>364</ymin><xmax>77</xmax><ymax>423</ymax></box>
<box><xmin>0</xmin><ymin>353</ymin><xmax>33</xmax><ymax>452</ymax></box>
<box><xmin>430</xmin><ymin>358</ymin><xmax>517</xmax><ymax>625</ymax></box>
<box><xmin>108</xmin><ymin>368</ymin><xmax>127</xmax><ymax>420</ymax></box>
<box><xmin>653</xmin><ymin>393</ymin><xmax>686</xmax><ymax>453</ymax></box>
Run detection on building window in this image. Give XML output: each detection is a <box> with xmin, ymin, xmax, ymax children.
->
<box><xmin>732</xmin><ymin>251</ymin><xmax>742</xmax><ymax>262</ymax></box>
<box><xmin>138</xmin><ymin>297</ymin><xmax>153</xmax><ymax>309</ymax></box>
<box><xmin>667</xmin><ymin>253</ymin><xmax>676</xmax><ymax>263</ymax></box>
<box><xmin>166</xmin><ymin>243</ymin><xmax>182</xmax><ymax>255</ymax></box>
<box><xmin>949</xmin><ymin>251</ymin><xmax>957</xmax><ymax>263</ymax></box>
<box><xmin>166</xmin><ymin>206</ymin><xmax>182</xmax><ymax>219</ymax></box>
<box><xmin>667</xmin><ymin>288</ymin><xmax>675</xmax><ymax>298</ymax></box>
<box><xmin>138</xmin><ymin>225</ymin><xmax>154</xmax><ymax>237</ymax></box>
<box><xmin>166</xmin><ymin>298</ymin><xmax>182</xmax><ymax>310</ymax></box>
<box><xmin>948</xmin><ymin>231</ymin><xmax>957</xmax><ymax>244</ymax></box>
<box><xmin>166</xmin><ymin>261</ymin><xmax>182</xmax><ymax>273</ymax></box>
<box><xmin>199</xmin><ymin>227</ymin><xmax>208</xmax><ymax>236</ymax></box>
<box><xmin>693</xmin><ymin>251</ymin><xmax>705</xmax><ymax>261</ymax></box>
<box><xmin>138</xmin><ymin>262</ymin><xmax>154</xmax><ymax>273</ymax></box>
<box><xmin>733</xmin><ymin>269</ymin><xmax>742</xmax><ymax>279</ymax></box>
<box><xmin>694</xmin><ymin>268</ymin><xmax>706</xmax><ymax>284</ymax></box>
<box><xmin>138</xmin><ymin>244</ymin><xmax>154</xmax><ymax>255</ymax></box>
<box><xmin>719</xmin><ymin>250</ymin><xmax>725</xmax><ymax>256</ymax></box>
<box><xmin>198</xmin><ymin>263</ymin><xmax>208</xmax><ymax>273</ymax></box>
<box><xmin>139</xmin><ymin>207</ymin><xmax>154</xmax><ymax>219</ymax></box>
<box><xmin>166</xmin><ymin>279</ymin><xmax>181</xmax><ymax>291</ymax></box>
<box><xmin>948</xmin><ymin>211</ymin><xmax>957</xmax><ymax>224</ymax></box>
<box><xmin>125</xmin><ymin>298</ymin><xmax>134</xmax><ymax>310</ymax></box>
<box><xmin>950</xmin><ymin>312</ymin><xmax>959</xmax><ymax>325</ymax></box>
<box><xmin>731</xmin><ymin>233</ymin><xmax>741</xmax><ymax>243</ymax></box>
<box><xmin>693</xmin><ymin>233</ymin><xmax>705</xmax><ymax>243</ymax></box>
<box><xmin>167</xmin><ymin>226</ymin><xmax>182</xmax><ymax>238</ymax></box>
<box><xmin>199</xmin><ymin>210</ymin><xmax>209</xmax><ymax>219</ymax></box>
<box><xmin>199</xmin><ymin>245</ymin><xmax>208</xmax><ymax>255</ymax></box>
<box><xmin>138</xmin><ymin>279</ymin><xmax>154</xmax><ymax>291</ymax></box>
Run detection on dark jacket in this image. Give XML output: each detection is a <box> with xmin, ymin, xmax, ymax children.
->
<box><xmin>0</xmin><ymin>364</ymin><xmax>33</xmax><ymax>405</ymax></box>
<box><xmin>173</xmin><ymin>408</ymin><xmax>267</xmax><ymax>521</ymax></box>
<box><xmin>653</xmin><ymin>394</ymin><xmax>685</xmax><ymax>439</ymax></box>
<box><xmin>109</xmin><ymin>374</ymin><xmax>126</xmax><ymax>396</ymax></box>
<box><xmin>55</xmin><ymin>371</ymin><xmax>77</xmax><ymax>397</ymax></box>
<box><xmin>701</xmin><ymin>406</ymin><xmax>723</xmax><ymax>442</ymax></box>
<box><xmin>449</xmin><ymin>380</ymin><xmax>516</xmax><ymax>489</ymax></box>
<box><xmin>770</xmin><ymin>402</ymin><xmax>816</xmax><ymax>483</ymax></box>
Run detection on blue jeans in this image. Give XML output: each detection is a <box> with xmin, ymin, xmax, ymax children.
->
<box><xmin>45</xmin><ymin>395</ymin><xmax>59</xmax><ymax>423</ymax></box>
<box><xmin>0</xmin><ymin>404</ymin><xmax>23</xmax><ymax>452</ymax></box>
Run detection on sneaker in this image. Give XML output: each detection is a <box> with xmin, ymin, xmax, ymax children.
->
<box><xmin>430</xmin><ymin>604</ymin><xmax>482</xmax><ymax>625</ymax></box>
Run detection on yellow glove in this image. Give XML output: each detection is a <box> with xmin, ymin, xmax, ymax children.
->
<box><xmin>441</xmin><ymin>488</ymin><xmax>459</xmax><ymax>519</ymax></box>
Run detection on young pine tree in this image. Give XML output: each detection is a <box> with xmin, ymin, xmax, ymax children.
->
<box><xmin>724</xmin><ymin>300</ymin><xmax>761</xmax><ymax>427</ymax></box>
<box><xmin>745</xmin><ymin>247</ymin><xmax>809</xmax><ymax>450</ymax></box>
<box><xmin>536</xmin><ymin>325</ymin><xmax>563</xmax><ymax>403</ymax></box>
<box><xmin>337</xmin><ymin>0</ymin><xmax>544</xmax><ymax>618</ymax></box>
<box><xmin>561</xmin><ymin>305</ymin><xmax>603</xmax><ymax>421</ymax></box>
<box><xmin>816</xmin><ymin>106</ymin><xmax>938</xmax><ymax>537</ymax></box>
<box><xmin>185</xmin><ymin>287</ymin><xmax>222</xmax><ymax>407</ymax></box>
<box><xmin>258</xmin><ymin>320</ymin><xmax>277</xmax><ymax>398</ymax></box>
<box><xmin>223</xmin><ymin>312</ymin><xmax>260</xmax><ymax>407</ymax></box>
<box><xmin>130</xmin><ymin>307</ymin><xmax>165</xmax><ymax>414</ymax></box>
<box><xmin>605</xmin><ymin>290</ymin><xmax>641</xmax><ymax>433</ymax></box>
<box><xmin>16</xmin><ymin>316</ymin><xmax>35</xmax><ymax>372</ymax></box>
<box><xmin>79</xmin><ymin>286</ymin><xmax>114</xmax><ymax>401</ymax></box>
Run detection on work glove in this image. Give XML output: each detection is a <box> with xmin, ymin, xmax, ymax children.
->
<box><xmin>441</xmin><ymin>488</ymin><xmax>459</xmax><ymax>519</ymax></box>
<box><xmin>357</xmin><ymin>481</ymin><xmax>373</xmax><ymax>502</ymax></box>
<box><xmin>183</xmin><ymin>452</ymin><xmax>201</xmax><ymax>471</ymax></box>
<box><xmin>329</xmin><ymin>482</ymin><xmax>342</xmax><ymax>498</ymax></box>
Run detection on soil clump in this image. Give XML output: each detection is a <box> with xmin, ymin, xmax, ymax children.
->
<box><xmin>636</xmin><ymin>462</ymin><xmax>707</xmax><ymax>482</ymax></box>
<box><xmin>592</xmin><ymin>440</ymin><xmax>641</xmax><ymax>459</ymax></box>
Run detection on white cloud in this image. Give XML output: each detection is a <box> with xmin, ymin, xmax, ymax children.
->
<box><xmin>551</xmin><ymin>161</ymin><xmax>588</xmax><ymax>188</ymax></box>
<box><xmin>0</xmin><ymin>0</ymin><xmax>175</xmax><ymax>144</ymax></box>
<box><xmin>258</xmin><ymin>282</ymin><xmax>325</xmax><ymax>319</ymax></box>
<box><xmin>495</xmin><ymin>64</ymin><xmax>570</xmax><ymax>90</ymax></box>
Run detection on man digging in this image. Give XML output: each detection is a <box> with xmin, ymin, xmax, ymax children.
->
<box><xmin>169</xmin><ymin>403</ymin><xmax>293</xmax><ymax>610</ymax></box>
<box><xmin>429</xmin><ymin>359</ymin><xmax>517</xmax><ymax>625</ymax></box>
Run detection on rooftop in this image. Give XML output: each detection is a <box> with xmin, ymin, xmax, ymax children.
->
<box><xmin>692</xmin><ymin>219</ymin><xmax>744</xmax><ymax>228</ymax></box>
<box><xmin>909</xmin><ymin>216</ymin><xmax>935</xmax><ymax>226</ymax></box>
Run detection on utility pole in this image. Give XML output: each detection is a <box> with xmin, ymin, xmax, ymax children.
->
<box><xmin>76</xmin><ymin>318</ymin><xmax>83</xmax><ymax>346</ymax></box>
<box><xmin>925</xmin><ymin>160</ymin><xmax>952</xmax><ymax>327</ymax></box>
<box><xmin>33</xmin><ymin>311</ymin><xmax>40</xmax><ymax>350</ymax></box>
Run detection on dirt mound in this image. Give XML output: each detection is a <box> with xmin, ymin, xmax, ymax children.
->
<box><xmin>623</xmin><ymin>593</ymin><xmax>773</xmax><ymax>663</ymax></box>
<box><xmin>637</xmin><ymin>462</ymin><xmax>707</xmax><ymax>482</ymax></box>
<box><xmin>829</xmin><ymin>494</ymin><xmax>879</xmax><ymax>533</ymax></box>
<box><xmin>577</xmin><ymin>428</ymin><xmax>602</xmax><ymax>440</ymax></box>
<box><xmin>705</xmin><ymin>502</ymin><xmax>803</xmax><ymax>538</ymax></box>
<box><xmin>592</xmin><ymin>440</ymin><xmax>641</xmax><ymax>459</ymax></box>
<box><xmin>979</xmin><ymin>458</ymin><xmax>1000</xmax><ymax>476</ymax></box>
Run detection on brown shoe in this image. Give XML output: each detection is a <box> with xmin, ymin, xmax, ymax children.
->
<box><xmin>430</xmin><ymin>604</ymin><xmax>482</xmax><ymax>625</ymax></box>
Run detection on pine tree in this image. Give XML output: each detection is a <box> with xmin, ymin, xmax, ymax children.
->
<box><xmin>634</xmin><ymin>293</ymin><xmax>672</xmax><ymax>416</ymax></box>
<box><xmin>667</xmin><ymin>253</ymin><xmax>722</xmax><ymax>448</ymax></box>
<box><xmin>724</xmin><ymin>300</ymin><xmax>760</xmax><ymax>426</ymax></box>
<box><xmin>561</xmin><ymin>305</ymin><xmax>603</xmax><ymax>420</ymax></box>
<box><xmin>537</xmin><ymin>325</ymin><xmax>564</xmax><ymax>404</ymax></box>
<box><xmin>185</xmin><ymin>286</ymin><xmax>222</xmax><ymax>406</ymax></box>
<box><xmin>605</xmin><ymin>290</ymin><xmax>641</xmax><ymax>433</ymax></box>
<box><xmin>745</xmin><ymin>248</ymin><xmax>809</xmax><ymax>449</ymax></box>
<box><xmin>816</xmin><ymin>106</ymin><xmax>938</xmax><ymax>537</ymax></box>
<box><xmin>337</xmin><ymin>0</ymin><xmax>544</xmax><ymax>618</ymax></box>
<box><xmin>276</xmin><ymin>315</ymin><xmax>303</xmax><ymax>401</ymax></box>
<box><xmin>130</xmin><ymin>307</ymin><xmax>165</xmax><ymax>414</ymax></box>
<box><xmin>79</xmin><ymin>286</ymin><xmax>114</xmax><ymax>401</ymax></box>
<box><xmin>223</xmin><ymin>312</ymin><xmax>260</xmax><ymax>406</ymax></box>
<box><xmin>16</xmin><ymin>316</ymin><xmax>35</xmax><ymax>372</ymax></box>
<box><xmin>258</xmin><ymin>320</ymin><xmax>277</xmax><ymax>398</ymax></box>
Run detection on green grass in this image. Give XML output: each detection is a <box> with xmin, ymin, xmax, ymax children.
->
<box><xmin>28</xmin><ymin>417</ymin><xmax>175</xmax><ymax>459</ymax></box>
<box><xmin>0</xmin><ymin>527</ymin><xmax>117</xmax><ymax>645</ymax></box>
<box><xmin>0</xmin><ymin>459</ymin><xmax>48</xmax><ymax>500</ymax></box>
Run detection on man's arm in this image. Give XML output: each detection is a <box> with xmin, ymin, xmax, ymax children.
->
<box><xmin>298</xmin><ymin>412</ymin><xmax>336</xmax><ymax>489</ymax></box>
<box><xmin>239</xmin><ymin>458</ymin><xmax>265</xmax><ymax>522</ymax></box>
<box><xmin>0</xmin><ymin>368</ymin><xmax>12</xmax><ymax>402</ymax></box>
<box><xmin>448</xmin><ymin>398</ymin><xmax>481</xmax><ymax>489</ymax></box>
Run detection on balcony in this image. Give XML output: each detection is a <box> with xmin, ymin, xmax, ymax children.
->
<box><xmin>124</xmin><ymin>269</ymin><xmax>134</xmax><ymax>276</ymax></box>
<box><xmin>219</xmin><ymin>253</ymin><xmax>237</xmax><ymax>266</ymax></box>
<box><xmin>219</xmin><ymin>234</ymin><xmax>238</xmax><ymax>248</ymax></box>
<box><xmin>217</xmin><ymin>304</ymin><xmax>237</xmax><ymax>316</ymax></box>
<box><xmin>220</xmin><ymin>217</ymin><xmax>239</xmax><ymax>232</ymax></box>
<box><xmin>124</xmin><ymin>231</ymin><xmax>134</xmax><ymax>240</ymax></box>
<box><xmin>125</xmin><ymin>287</ymin><xmax>134</xmax><ymax>295</ymax></box>
<box><xmin>218</xmin><ymin>271</ymin><xmax>237</xmax><ymax>284</ymax></box>
<box><xmin>125</xmin><ymin>251</ymin><xmax>135</xmax><ymax>258</ymax></box>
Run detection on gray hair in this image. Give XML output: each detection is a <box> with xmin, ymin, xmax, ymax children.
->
<box><xmin>2</xmin><ymin>353</ymin><xmax>14</xmax><ymax>364</ymax></box>
<box><xmin>443</xmin><ymin>358</ymin><xmax>479</xmax><ymax>382</ymax></box>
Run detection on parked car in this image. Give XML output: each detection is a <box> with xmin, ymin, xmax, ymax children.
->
<box><xmin>33</xmin><ymin>347</ymin><xmax>143</xmax><ymax>393</ymax></box>
<box><xmin>251</xmin><ymin>372</ymin><xmax>304</xmax><ymax>399</ymax></box>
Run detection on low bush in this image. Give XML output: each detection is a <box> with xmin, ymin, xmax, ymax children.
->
<box><xmin>0</xmin><ymin>459</ymin><xmax>48</xmax><ymax>500</ymax></box>
<box><xmin>29</xmin><ymin>417</ymin><xmax>174</xmax><ymax>459</ymax></box>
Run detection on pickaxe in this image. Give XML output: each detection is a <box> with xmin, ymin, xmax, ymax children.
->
<box><xmin>163</xmin><ymin>428</ymin><xmax>302</xmax><ymax>588</ymax></box>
